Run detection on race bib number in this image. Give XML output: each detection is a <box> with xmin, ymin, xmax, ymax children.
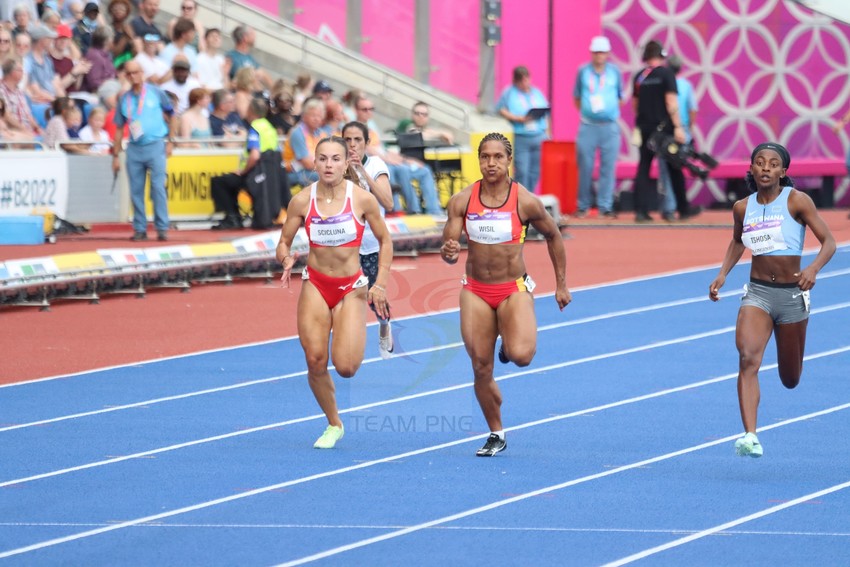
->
<box><xmin>743</xmin><ymin>220</ymin><xmax>787</xmax><ymax>255</ymax></box>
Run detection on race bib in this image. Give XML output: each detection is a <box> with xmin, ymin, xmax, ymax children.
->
<box><xmin>742</xmin><ymin>220</ymin><xmax>787</xmax><ymax>255</ymax></box>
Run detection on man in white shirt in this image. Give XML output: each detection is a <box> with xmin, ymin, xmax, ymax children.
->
<box><xmin>159</xmin><ymin>56</ymin><xmax>199</xmax><ymax>114</ymax></box>
<box><xmin>134</xmin><ymin>33</ymin><xmax>169</xmax><ymax>84</ymax></box>
<box><xmin>194</xmin><ymin>28</ymin><xmax>227</xmax><ymax>90</ymax></box>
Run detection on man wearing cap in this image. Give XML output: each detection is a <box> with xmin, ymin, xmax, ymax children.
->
<box><xmin>25</xmin><ymin>24</ymin><xmax>64</xmax><ymax>103</ymax></box>
<box><xmin>112</xmin><ymin>59</ymin><xmax>178</xmax><ymax>242</ymax></box>
<box><xmin>135</xmin><ymin>33</ymin><xmax>170</xmax><ymax>84</ymax></box>
<box><xmin>72</xmin><ymin>2</ymin><xmax>99</xmax><ymax>54</ymax></box>
<box><xmin>159</xmin><ymin>54</ymin><xmax>200</xmax><ymax>114</ymax></box>
<box><xmin>312</xmin><ymin>79</ymin><xmax>333</xmax><ymax>100</ymax></box>
<box><xmin>49</xmin><ymin>23</ymin><xmax>92</xmax><ymax>92</ymax></box>
<box><xmin>572</xmin><ymin>35</ymin><xmax>623</xmax><ymax>218</ymax></box>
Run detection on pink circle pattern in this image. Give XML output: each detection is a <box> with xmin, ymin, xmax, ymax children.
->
<box><xmin>604</xmin><ymin>0</ymin><xmax>850</xmax><ymax>204</ymax></box>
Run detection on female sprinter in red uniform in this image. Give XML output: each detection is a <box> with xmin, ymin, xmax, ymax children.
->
<box><xmin>440</xmin><ymin>132</ymin><xmax>571</xmax><ymax>456</ymax></box>
<box><xmin>276</xmin><ymin>136</ymin><xmax>393</xmax><ymax>449</ymax></box>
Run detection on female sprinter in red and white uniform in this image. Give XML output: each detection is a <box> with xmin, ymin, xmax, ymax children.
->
<box><xmin>440</xmin><ymin>132</ymin><xmax>571</xmax><ymax>457</ymax></box>
<box><xmin>276</xmin><ymin>135</ymin><xmax>393</xmax><ymax>449</ymax></box>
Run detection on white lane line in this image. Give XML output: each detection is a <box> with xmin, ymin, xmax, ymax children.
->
<box><xmin>602</xmin><ymin>481</ymin><xmax>850</xmax><ymax>566</ymax></box>
<box><xmin>3</xmin><ymin>316</ymin><xmax>850</xmax><ymax>490</ymax></box>
<box><xmin>272</xmin><ymin>401</ymin><xmax>850</xmax><ymax>567</ymax></box>
<box><xmin>2</xmin><ymin>522</ymin><xmax>849</xmax><ymax>538</ymax></box>
<box><xmin>1</xmin><ymin>352</ymin><xmax>849</xmax><ymax>560</ymax></box>
<box><xmin>0</xmin><ymin>289</ymin><xmax>746</xmax><ymax>433</ymax></box>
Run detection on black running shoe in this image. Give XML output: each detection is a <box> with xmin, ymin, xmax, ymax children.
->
<box><xmin>476</xmin><ymin>433</ymin><xmax>507</xmax><ymax>457</ymax></box>
<box><xmin>498</xmin><ymin>342</ymin><xmax>509</xmax><ymax>364</ymax></box>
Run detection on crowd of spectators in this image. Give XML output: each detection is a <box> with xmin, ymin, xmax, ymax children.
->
<box><xmin>1</xmin><ymin>0</ymin><xmax>454</xmax><ymax>216</ymax></box>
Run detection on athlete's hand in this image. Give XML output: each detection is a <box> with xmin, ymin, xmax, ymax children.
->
<box><xmin>709</xmin><ymin>275</ymin><xmax>725</xmax><ymax>301</ymax></box>
<box><xmin>556</xmin><ymin>286</ymin><xmax>572</xmax><ymax>311</ymax></box>
<box><xmin>796</xmin><ymin>268</ymin><xmax>817</xmax><ymax>291</ymax></box>
<box><xmin>441</xmin><ymin>239</ymin><xmax>460</xmax><ymax>264</ymax></box>
<box><xmin>368</xmin><ymin>284</ymin><xmax>390</xmax><ymax>319</ymax></box>
<box><xmin>278</xmin><ymin>253</ymin><xmax>296</xmax><ymax>288</ymax></box>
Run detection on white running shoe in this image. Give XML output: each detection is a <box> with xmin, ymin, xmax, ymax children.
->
<box><xmin>378</xmin><ymin>321</ymin><xmax>394</xmax><ymax>359</ymax></box>
<box><xmin>734</xmin><ymin>432</ymin><xmax>763</xmax><ymax>458</ymax></box>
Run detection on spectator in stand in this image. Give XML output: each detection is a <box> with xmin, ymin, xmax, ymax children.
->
<box><xmin>0</xmin><ymin>96</ymin><xmax>32</xmax><ymax>142</ymax></box>
<box><xmin>80</xmin><ymin>25</ymin><xmax>113</xmax><ymax>92</ymax></box>
<box><xmin>311</xmin><ymin>78</ymin><xmax>333</xmax><ymax>101</ymax></box>
<box><xmin>340</xmin><ymin>88</ymin><xmax>362</xmax><ymax>122</ymax></box>
<box><xmin>167</xmin><ymin>0</ymin><xmax>204</xmax><ymax>52</ymax></box>
<box><xmin>134</xmin><ymin>32</ymin><xmax>168</xmax><ymax>84</ymax></box>
<box><xmin>106</xmin><ymin>0</ymin><xmax>133</xmax><ymax>69</ymax></box>
<box><xmin>208</xmin><ymin>87</ymin><xmax>244</xmax><ymax>140</ymax></box>
<box><xmin>1</xmin><ymin>0</ymin><xmax>33</xmax><ymax>25</ymax></box>
<box><xmin>26</xmin><ymin>24</ymin><xmax>64</xmax><ymax>103</ymax></box>
<box><xmin>0</xmin><ymin>29</ymin><xmax>14</xmax><ymax>65</ymax></box>
<box><xmin>11</xmin><ymin>4</ymin><xmax>34</xmax><ymax>39</ymax></box>
<box><xmin>13</xmin><ymin>31</ymin><xmax>31</xmax><ymax>87</ymax></box>
<box><xmin>324</xmin><ymin>97</ymin><xmax>345</xmax><ymax>135</ymax></box>
<box><xmin>44</xmin><ymin>96</ymin><xmax>87</xmax><ymax>151</ymax></box>
<box><xmin>266</xmin><ymin>80</ymin><xmax>295</xmax><ymax>135</ymax></box>
<box><xmin>225</xmin><ymin>25</ymin><xmax>270</xmax><ymax>88</ymax></box>
<box><xmin>62</xmin><ymin>0</ymin><xmax>83</xmax><ymax>27</ymax></box>
<box><xmin>112</xmin><ymin>58</ymin><xmax>177</xmax><ymax>242</ymax></box>
<box><xmin>497</xmin><ymin>65</ymin><xmax>550</xmax><ymax>192</ymax></box>
<box><xmin>178</xmin><ymin>86</ymin><xmax>209</xmax><ymax>147</ymax></box>
<box><xmin>291</xmin><ymin>71</ymin><xmax>312</xmax><ymax>117</ymax></box>
<box><xmin>232</xmin><ymin>64</ymin><xmax>255</xmax><ymax>120</ymax></box>
<box><xmin>283</xmin><ymin>97</ymin><xmax>329</xmax><ymax>188</ymax></box>
<box><xmin>158</xmin><ymin>17</ymin><xmax>196</xmax><ymax>70</ymax></box>
<box><xmin>96</xmin><ymin>76</ymin><xmax>120</xmax><ymax>136</ymax></box>
<box><xmin>194</xmin><ymin>27</ymin><xmax>227</xmax><ymax>90</ymax></box>
<box><xmin>130</xmin><ymin>0</ymin><xmax>160</xmax><ymax>55</ymax></box>
<box><xmin>399</xmin><ymin>100</ymin><xmax>454</xmax><ymax>144</ymax></box>
<box><xmin>48</xmin><ymin>22</ymin><xmax>90</xmax><ymax>91</ymax></box>
<box><xmin>71</xmin><ymin>1</ymin><xmax>97</xmax><ymax>54</ymax></box>
<box><xmin>357</xmin><ymin>95</ymin><xmax>442</xmax><ymax>215</ymax></box>
<box><xmin>77</xmin><ymin>104</ymin><xmax>110</xmax><ymax>152</ymax></box>
<box><xmin>159</xmin><ymin>54</ymin><xmax>198</xmax><ymax>114</ymax></box>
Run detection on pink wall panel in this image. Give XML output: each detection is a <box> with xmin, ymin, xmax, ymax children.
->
<box><xmin>428</xmin><ymin>0</ymin><xmax>480</xmax><ymax>102</ymax></box>
<box><xmin>361</xmin><ymin>0</ymin><xmax>415</xmax><ymax>77</ymax></box>
<box><xmin>551</xmin><ymin>1</ymin><xmax>602</xmax><ymax>141</ymax></box>
<box><xmin>494</xmin><ymin>0</ymin><xmax>549</xmax><ymax>105</ymax></box>
<box><xmin>292</xmin><ymin>0</ymin><xmax>347</xmax><ymax>46</ymax></box>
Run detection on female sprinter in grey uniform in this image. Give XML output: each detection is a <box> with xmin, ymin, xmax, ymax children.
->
<box><xmin>709</xmin><ymin>142</ymin><xmax>835</xmax><ymax>457</ymax></box>
<box><xmin>441</xmin><ymin>132</ymin><xmax>571</xmax><ymax>457</ymax></box>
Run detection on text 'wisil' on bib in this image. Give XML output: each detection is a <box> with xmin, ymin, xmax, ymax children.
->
<box><xmin>466</xmin><ymin>211</ymin><xmax>514</xmax><ymax>244</ymax></box>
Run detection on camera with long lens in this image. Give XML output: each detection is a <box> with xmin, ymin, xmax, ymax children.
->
<box><xmin>647</xmin><ymin>129</ymin><xmax>718</xmax><ymax>180</ymax></box>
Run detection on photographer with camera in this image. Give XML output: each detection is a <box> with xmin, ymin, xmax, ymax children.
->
<box><xmin>632</xmin><ymin>40</ymin><xmax>695</xmax><ymax>223</ymax></box>
<box><xmin>657</xmin><ymin>55</ymin><xmax>702</xmax><ymax>221</ymax></box>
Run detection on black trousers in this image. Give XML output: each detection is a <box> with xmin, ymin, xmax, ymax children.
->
<box><xmin>634</xmin><ymin>127</ymin><xmax>688</xmax><ymax>216</ymax></box>
<box><xmin>211</xmin><ymin>173</ymin><xmax>246</xmax><ymax>217</ymax></box>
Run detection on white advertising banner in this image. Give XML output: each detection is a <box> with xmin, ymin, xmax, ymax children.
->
<box><xmin>0</xmin><ymin>151</ymin><xmax>69</xmax><ymax>217</ymax></box>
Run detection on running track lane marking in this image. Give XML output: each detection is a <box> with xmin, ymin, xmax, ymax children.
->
<box><xmin>272</xmin><ymin>401</ymin><xmax>850</xmax><ymax>566</ymax></box>
<box><xmin>4</xmin><ymin>264</ymin><xmax>849</xmax><ymax>430</ymax></box>
<box><xmin>3</xmin><ymin>317</ymin><xmax>849</xmax><ymax>489</ymax></box>
<box><xmin>0</xmin><ymin>287</ymin><xmax>750</xmax><ymax>433</ymax></box>
<box><xmin>602</xmin><ymin>481</ymin><xmax>850</xmax><ymax>566</ymax></box>
<box><xmin>1</xmin><ymin>358</ymin><xmax>848</xmax><ymax>559</ymax></box>
<box><xmin>5</xmin><ymin>255</ymin><xmax>846</xmax><ymax>389</ymax></box>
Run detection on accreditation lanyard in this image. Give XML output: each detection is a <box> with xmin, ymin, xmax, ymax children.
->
<box><xmin>588</xmin><ymin>69</ymin><xmax>605</xmax><ymax>94</ymax></box>
<box><xmin>126</xmin><ymin>85</ymin><xmax>147</xmax><ymax>141</ymax></box>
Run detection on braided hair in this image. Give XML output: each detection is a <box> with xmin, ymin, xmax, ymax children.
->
<box><xmin>477</xmin><ymin>132</ymin><xmax>513</xmax><ymax>159</ymax></box>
